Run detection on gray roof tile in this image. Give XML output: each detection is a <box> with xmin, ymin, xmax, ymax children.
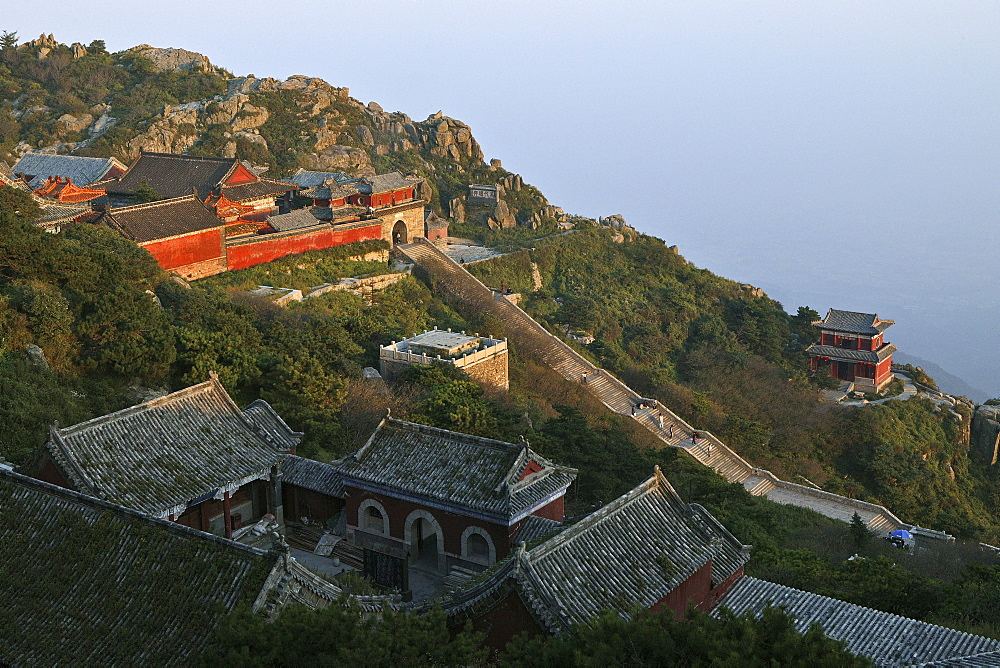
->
<box><xmin>334</xmin><ymin>417</ymin><xmax>576</xmax><ymax>524</ymax></box>
<box><xmin>356</xmin><ymin>172</ymin><xmax>422</xmax><ymax>195</ymax></box>
<box><xmin>0</xmin><ymin>469</ymin><xmax>279</xmax><ymax>665</ymax></box>
<box><xmin>442</xmin><ymin>468</ymin><xmax>750</xmax><ymax>632</ymax></box>
<box><xmin>266</xmin><ymin>208</ymin><xmax>321</xmax><ymax>232</ymax></box>
<box><xmin>101</xmin><ymin>194</ymin><xmax>223</xmax><ymax>243</ymax></box>
<box><xmin>106</xmin><ymin>151</ymin><xmax>239</xmax><ymax>199</ymax></box>
<box><xmin>814</xmin><ymin>309</ymin><xmax>894</xmax><ymax>335</ymax></box>
<box><xmin>282</xmin><ymin>455</ymin><xmax>345</xmax><ymax>498</ymax></box>
<box><xmin>716</xmin><ymin>577</ymin><xmax>1000</xmax><ymax>667</ymax></box>
<box><xmin>43</xmin><ymin>374</ymin><xmax>299</xmax><ymax>516</ymax></box>
<box><xmin>289</xmin><ymin>169</ymin><xmax>357</xmax><ymax>189</ymax></box>
<box><xmin>13</xmin><ymin>152</ymin><xmax>125</xmax><ymax>188</ymax></box>
<box><xmin>806</xmin><ymin>343</ymin><xmax>897</xmax><ymax>363</ymax></box>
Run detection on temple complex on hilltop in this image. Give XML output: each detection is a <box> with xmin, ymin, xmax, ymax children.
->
<box><xmin>807</xmin><ymin>308</ymin><xmax>897</xmax><ymax>392</ymax></box>
<box><xmin>5</xmin><ymin>150</ymin><xmax>432</xmax><ymax>280</ymax></box>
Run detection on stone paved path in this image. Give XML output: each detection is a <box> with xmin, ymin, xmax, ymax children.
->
<box><xmin>398</xmin><ymin>239</ymin><xmax>914</xmax><ymax>534</ymax></box>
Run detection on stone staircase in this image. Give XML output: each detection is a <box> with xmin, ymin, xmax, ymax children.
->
<box><xmin>398</xmin><ymin>239</ymin><xmax>920</xmax><ymax>536</ymax></box>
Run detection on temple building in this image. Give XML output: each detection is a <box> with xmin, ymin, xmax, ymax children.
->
<box><xmin>277</xmin><ymin>415</ymin><xmax>576</xmax><ymax>596</ymax></box>
<box><xmin>12</xmin><ymin>152</ymin><xmax>126</xmax><ymax>189</ymax></box>
<box><xmin>1</xmin><ymin>161</ymin><xmax>100</xmax><ymax>233</ymax></box>
<box><xmin>380</xmin><ymin>327</ymin><xmax>509</xmax><ymax>392</ymax></box>
<box><xmin>291</xmin><ymin>168</ymin><xmax>426</xmax><ymax>244</ymax></box>
<box><xmin>22</xmin><ymin>373</ymin><xmax>301</xmax><ymax>538</ymax></box>
<box><xmin>99</xmin><ymin>151</ymin><xmax>298</xmax><ymax>217</ymax></box>
<box><xmin>441</xmin><ymin>467</ymin><xmax>751</xmax><ymax>648</ymax></box>
<box><xmin>32</xmin><ymin>175</ymin><xmax>107</xmax><ymax>205</ymax></box>
<box><xmin>97</xmin><ymin>194</ymin><xmax>228</xmax><ymax>280</ymax></box>
<box><xmin>807</xmin><ymin>308</ymin><xmax>897</xmax><ymax>392</ymax></box>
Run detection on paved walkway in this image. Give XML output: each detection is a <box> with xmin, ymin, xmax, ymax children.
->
<box><xmin>398</xmin><ymin>239</ymin><xmax>915</xmax><ymax>535</ymax></box>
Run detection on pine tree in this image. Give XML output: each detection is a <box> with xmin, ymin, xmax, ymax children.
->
<box><xmin>849</xmin><ymin>511</ymin><xmax>872</xmax><ymax>548</ymax></box>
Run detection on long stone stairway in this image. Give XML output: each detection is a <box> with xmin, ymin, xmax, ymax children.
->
<box><xmin>398</xmin><ymin>239</ymin><xmax>918</xmax><ymax>534</ymax></box>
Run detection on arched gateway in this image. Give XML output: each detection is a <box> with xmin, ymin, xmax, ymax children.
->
<box><xmin>392</xmin><ymin>220</ymin><xmax>408</xmax><ymax>245</ymax></box>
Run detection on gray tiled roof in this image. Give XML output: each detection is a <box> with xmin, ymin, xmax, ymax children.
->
<box><xmin>0</xmin><ymin>468</ymin><xmax>280</xmax><ymax>665</ymax></box>
<box><xmin>282</xmin><ymin>455</ymin><xmax>345</xmax><ymax>498</ymax></box>
<box><xmin>521</xmin><ymin>467</ymin><xmax>750</xmax><ymax>629</ymax></box>
<box><xmin>356</xmin><ymin>171</ymin><xmax>421</xmax><ymax>195</ymax></box>
<box><xmin>42</xmin><ymin>374</ymin><xmax>299</xmax><ymax>517</ymax></box>
<box><xmin>335</xmin><ymin>417</ymin><xmax>577</xmax><ymax>524</ymax></box>
<box><xmin>918</xmin><ymin>651</ymin><xmax>1000</xmax><ymax>666</ymax></box>
<box><xmin>441</xmin><ymin>468</ymin><xmax>750</xmax><ymax>632</ymax></box>
<box><xmin>806</xmin><ymin>343</ymin><xmax>897</xmax><ymax>363</ymax></box>
<box><xmin>106</xmin><ymin>151</ymin><xmax>238</xmax><ymax>199</ymax></box>
<box><xmin>716</xmin><ymin>577</ymin><xmax>1000</xmax><ymax>667</ymax></box>
<box><xmin>301</xmin><ymin>180</ymin><xmax>360</xmax><ymax>200</ymax></box>
<box><xmin>0</xmin><ymin>160</ymin><xmax>30</xmax><ymax>190</ymax></box>
<box><xmin>289</xmin><ymin>169</ymin><xmax>357</xmax><ymax>188</ymax></box>
<box><xmin>814</xmin><ymin>308</ymin><xmax>895</xmax><ymax>335</ymax></box>
<box><xmin>220</xmin><ymin>177</ymin><xmax>298</xmax><ymax>202</ymax></box>
<box><xmin>13</xmin><ymin>152</ymin><xmax>124</xmax><ymax>188</ymax></box>
<box><xmin>514</xmin><ymin>515</ymin><xmax>564</xmax><ymax>545</ymax></box>
<box><xmin>266</xmin><ymin>208</ymin><xmax>321</xmax><ymax>232</ymax></box>
<box><xmin>102</xmin><ymin>194</ymin><xmax>223</xmax><ymax>243</ymax></box>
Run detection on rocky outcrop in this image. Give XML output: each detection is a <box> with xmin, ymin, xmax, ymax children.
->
<box><xmin>303</xmin><ymin>145</ymin><xmax>373</xmax><ymax>174</ymax></box>
<box><xmin>971</xmin><ymin>405</ymin><xmax>1000</xmax><ymax>465</ymax></box>
<box><xmin>55</xmin><ymin>113</ymin><xmax>94</xmax><ymax>136</ymax></box>
<box><xmin>126</xmin><ymin>45</ymin><xmax>220</xmax><ymax>74</ymax></box>
<box><xmin>448</xmin><ymin>197</ymin><xmax>465</xmax><ymax>224</ymax></box>
<box><xmin>487</xmin><ymin>199</ymin><xmax>517</xmax><ymax>230</ymax></box>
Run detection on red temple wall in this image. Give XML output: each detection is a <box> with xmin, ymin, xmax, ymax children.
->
<box><xmin>226</xmin><ymin>223</ymin><xmax>382</xmax><ymax>271</ymax></box>
<box><xmin>426</xmin><ymin>226</ymin><xmax>448</xmax><ymax>242</ymax></box>
<box><xmin>529</xmin><ymin>496</ymin><xmax>565</xmax><ymax>522</ymax></box>
<box><xmin>651</xmin><ymin>561</ymin><xmax>743</xmax><ymax>619</ymax></box>
<box><xmin>173</xmin><ymin>480</ymin><xmax>262</xmax><ymax>533</ymax></box>
<box><xmin>346</xmin><ymin>486</ymin><xmax>513</xmax><ymax>559</ymax></box>
<box><xmin>468</xmin><ymin>590</ymin><xmax>545</xmax><ymax>652</ymax></box>
<box><xmin>142</xmin><ymin>229</ymin><xmax>224</xmax><ymax>272</ymax></box>
<box><xmin>876</xmin><ymin>358</ymin><xmax>893</xmax><ymax>384</ymax></box>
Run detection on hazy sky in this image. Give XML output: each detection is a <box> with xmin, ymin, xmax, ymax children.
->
<box><xmin>5</xmin><ymin>2</ymin><xmax>999</xmax><ymax>396</ymax></box>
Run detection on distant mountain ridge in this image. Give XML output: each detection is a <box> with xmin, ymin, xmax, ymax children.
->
<box><xmin>893</xmin><ymin>351</ymin><xmax>992</xmax><ymax>403</ymax></box>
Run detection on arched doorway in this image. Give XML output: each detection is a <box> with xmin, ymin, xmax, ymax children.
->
<box><xmin>392</xmin><ymin>220</ymin><xmax>408</xmax><ymax>245</ymax></box>
<box><xmin>405</xmin><ymin>510</ymin><xmax>444</xmax><ymax>573</ymax></box>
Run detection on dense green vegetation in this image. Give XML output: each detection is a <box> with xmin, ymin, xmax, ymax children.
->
<box><xmin>468</xmin><ymin>230</ymin><xmax>1000</xmax><ymax>542</ymax></box>
<box><xmin>208</xmin><ymin>600</ymin><xmax>870</xmax><ymax>666</ymax></box>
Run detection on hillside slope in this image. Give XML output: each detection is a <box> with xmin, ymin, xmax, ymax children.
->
<box><xmin>0</xmin><ymin>34</ymin><xmax>556</xmax><ymax>230</ymax></box>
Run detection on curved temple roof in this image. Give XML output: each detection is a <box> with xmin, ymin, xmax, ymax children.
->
<box><xmin>42</xmin><ymin>373</ymin><xmax>301</xmax><ymax>516</ymax></box>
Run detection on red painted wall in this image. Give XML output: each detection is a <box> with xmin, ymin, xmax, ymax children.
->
<box><xmin>530</xmin><ymin>496</ymin><xmax>565</xmax><ymax>522</ymax></box>
<box><xmin>876</xmin><ymin>358</ymin><xmax>893</xmax><ymax>384</ymax></box>
<box><xmin>142</xmin><ymin>229</ymin><xmax>224</xmax><ymax>272</ymax></box>
<box><xmin>346</xmin><ymin>486</ymin><xmax>513</xmax><ymax>559</ymax></box>
<box><xmin>651</xmin><ymin>561</ymin><xmax>744</xmax><ymax>619</ymax></box>
<box><xmin>226</xmin><ymin>164</ymin><xmax>257</xmax><ymax>185</ymax></box>
<box><xmin>468</xmin><ymin>590</ymin><xmax>545</xmax><ymax>652</ymax></box>
<box><xmin>426</xmin><ymin>226</ymin><xmax>448</xmax><ymax>242</ymax></box>
<box><xmin>226</xmin><ymin>222</ymin><xmax>382</xmax><ymax>271</ymax></box>
<box><xmin>174</xmin><ymin>481</ymin><xmax>262</xmax><ymax>532</ymax></box>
